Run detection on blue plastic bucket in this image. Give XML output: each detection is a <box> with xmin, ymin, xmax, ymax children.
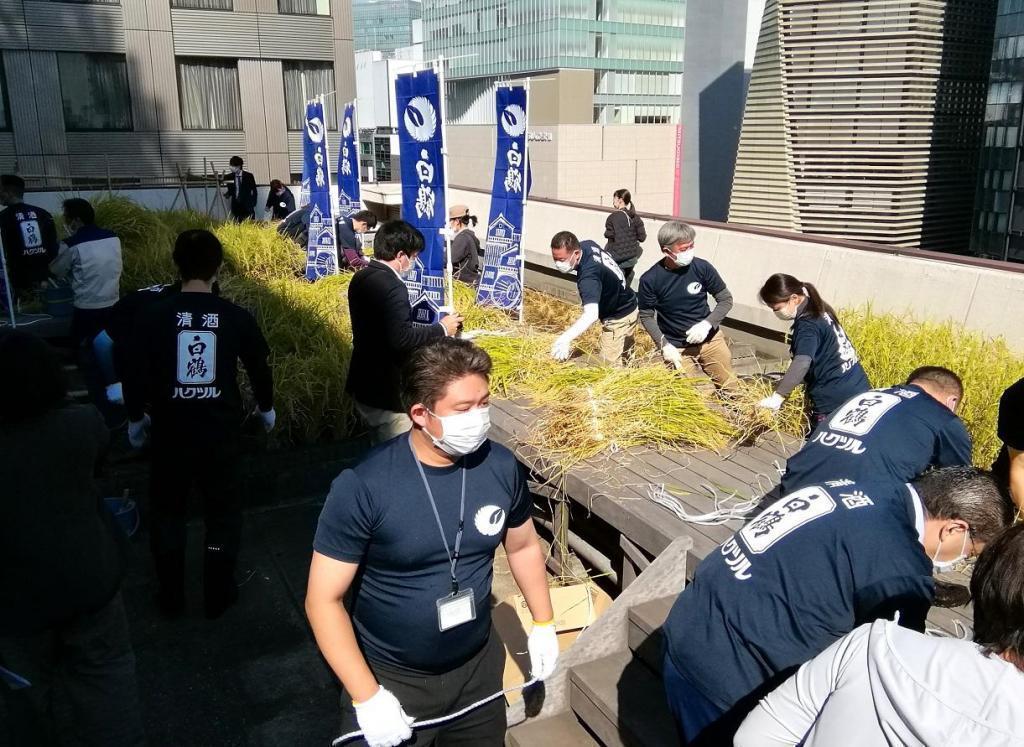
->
<box><xmin>104</xmin><ymin>496</ymin><xmax>140</xmax><ymax>537</ymax></box>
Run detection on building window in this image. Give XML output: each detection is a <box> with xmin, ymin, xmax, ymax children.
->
<box><xmin>171</xmin><ymin>0</ymin><xmax>232</xmax><ymax>9</ymax></box>
<box><xmin>177</xmin><ymin>58</ymin><xmax>242</xmax><ymax>130</ymax></box>
<box><xmin>57</xmin><ymin>53</ymin><xmax>133</xmax><ymax>131</ymax></box>
<box><xmin>283</xmin><ymin>61</ymin><xmax>336</xmax><ymax>130</ymax></box>
<box><xmin>278</xmin><ymin>0</ymin><xmax>329</xmax><ymax>16</ymax></box>
<box><xmin>52</xmin><ymin>0</ymin><xmax>120</xmax><ymax>4</ymax></box>
<box><xmin>0</xmin><ymin>58</ymin><xmax>9</xmax><ymax>131</ymax></box>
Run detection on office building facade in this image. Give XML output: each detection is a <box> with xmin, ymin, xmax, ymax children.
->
<box><xmin>353</xmin><ymin>0</ymin><xmax>421</xmax><ymax>56</ymax></box>
<box><xmin>729</xmin><ymin>0</ymin><xmax>996</xmax><ymax>253</ymax></box>
<box><xmin>0</xmin><ymin>0</ymin><xmax>355</xmax><ymax>186</ymax></box>
<box><xmin>972</xmin><ymin>0</ymin><xmax>1024</xmax><ymax>262</ymax></box>
<box><xmin>422</xmin><ymin>0</ymin><xmax>684</xmax><ymax>125</ymax></box>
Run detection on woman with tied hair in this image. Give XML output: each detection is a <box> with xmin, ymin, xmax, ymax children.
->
<box><xmin>604</xmin><ymin>188</ymin><xmax>647</xmax><ymax>287</ymax></box>
<box><xmin>0</xmin><ymin>330</ymin><xmax>144</xmax><ymax>746</ymax></box>
<box><xmin>447</xmin><ymin>204</ymin><xmax>481</xmax><ymax>283</ymax></box>
<box><xmin>757</xmin><ymin>273</ymin><xmax>870</xmax><ymax>424</ymax></box>
<box><xmin>736</xmin><ymin>521</ymin><xmax>1024</xmax><ymax>746</ymax></box>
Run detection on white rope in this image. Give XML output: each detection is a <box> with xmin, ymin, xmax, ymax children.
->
<box><xmin>646</xmin><ymin>484</ymin><xmax>759</xmax><ymax>526</ymax></box>
<box><xmin>331</xmin><ymin>677</ymin><xmax>539</xmax><ymax>745</ymax></box>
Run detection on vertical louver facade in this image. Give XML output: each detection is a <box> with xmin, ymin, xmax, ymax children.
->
<box><xmin>729</xmin><ymin>0</ymin><xmax>997</xmax><ymax>253</ymax></box>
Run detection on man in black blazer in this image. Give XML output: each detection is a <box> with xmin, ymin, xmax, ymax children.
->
<box><xmin>346</xmin><ymin>220</ymin><xmax>462</xmax><ymax>443</ymax></box>
<box><xmin>224</xmin><ymin>156</ymin><xmax>258</xmax><ymax>223</ymax></box>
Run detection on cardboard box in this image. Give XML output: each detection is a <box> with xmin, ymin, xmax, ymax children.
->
<box><xmin>492</xmin><ymin>582</ymin><xmax>613</xmax><ymax>704</ymax></box>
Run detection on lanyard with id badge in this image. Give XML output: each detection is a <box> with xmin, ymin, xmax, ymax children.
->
<box><xmin>410</xmin><ymin>437</ymin><xmax>477</xmax><ymax>632</ymax></box>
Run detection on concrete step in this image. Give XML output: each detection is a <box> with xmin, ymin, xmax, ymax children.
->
<box><xmin>569</xmin><ymin>650</ymin><xmax>677</xmax><ymax>747</ymax></box>
<box><xmin>505</xmin><ymin>711</ymin><xmax>599</xmax><ymax>747</ymax></box>
<box><xmin>627</xmin><ymin>596</ymin><xmax>674</xmax><ymax>675</ymax></box>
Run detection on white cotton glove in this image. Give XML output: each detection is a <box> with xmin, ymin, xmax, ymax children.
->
<box><xmin>550</xmin><ymin>334</ymin><xmax>573</xmax><ymax>361</ymax></box>
<box><xmin>353</xmin><ymin>686</ymin><xmax>414</xmax><ymax>747</ymax></box>
<box><xmin>527</xmin><ymin>621</ymin><xmax>560</xmax><ymax>681</ymax></box>
<box><xmin>685</xmin><ymin>320</ymin><xmax>712</xmax><ymax>345</ymax></box>
<box><xmin>128</xmin><ymin>415</ymin><xmax>151</xmax><ymax>449</ymax></box>
<box><xmin>661</xmin><ymin>343</ymin><xmax>683</xmax><ymax>370</ymax></box>
<box><xmin>758</xmin><ymin>393</ymin><xmax>785</xmax><ymax>411</ymax></box>
<box><xmin>257</xmin><ymin>407</ymin><xmax>276</xmax><ymax>433</ymax></box>
<box><xmin>105</xmin><ymin>382</ymin><xmax>124</xmax><ymax>405</ymax></box>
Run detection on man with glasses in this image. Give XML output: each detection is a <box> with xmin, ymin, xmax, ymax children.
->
<box><xmin>637</xmin><ymin>220</ymin><xmax>739</xmax><ymax>391</ymax></box>
<box><xmin>660</xmin><ymin>466</ymin><xmax>1015</xmax><ymax>746</ymax></box>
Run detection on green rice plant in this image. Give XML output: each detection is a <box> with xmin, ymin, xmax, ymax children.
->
<box><xmin>841</xmin><ymin>307</ymin><xmax>1024</xmax><ymax>467</ymax></box>
<box><xmin>214</xmin><ymin>221</ymin><xmax>305</xmax><ymax>281</ymax></box>
<box><xmin>92</xmin><ymin>195</ymin><xmax>177</xmax><ymax>290</ymax></box>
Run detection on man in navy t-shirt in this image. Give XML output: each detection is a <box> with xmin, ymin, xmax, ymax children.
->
<box><xmin>661</xmin><ymin>466</ymin><xmax>1013</xmax><ymax>745</ymax></box>
<box><xmin>992</xmin><ymin>376</ymin><xmax>1024</xmax><ymax>513</ymax></box>
<box><xmin>638</xmin><ymin>220</ymin><xmax>738</xmax><ymax>390</ymax></box>
<box><xmin>781</xmin><ymin>366</ymin><xmax>972</xmax><ymax>494</ymax></box>
<box><xmin>549</xmin><ymin>231</ymin><xmax>638</xmax><ymax>365</ymax></box>
<box><xmin>307</xmin><ymin>338</ymin><xmax>557</xmax><ymax>747</ymax></box>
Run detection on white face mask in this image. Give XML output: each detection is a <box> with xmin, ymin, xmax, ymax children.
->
<box><xmin>231</xmin><ymin>166</ymin><xmax>241</xmax><ymax>174</ymax></box>
<box><xmin>427</xmin><ymin>406</ymin><xmax>491</xmax><ymax>457</ymax></box>
<box><xmin>554</xmin><ymin>253</ymin><xmax>578</xmax><ymax>274</ymax></box>
<box><xmin>773</xmin><ymin>299</ymin><xmax>801</xmax><ymax>321</ymax></box>
<box><xmin>932</xmin><ymin>531</ymin><xmax>969</xmax><ymax>572</ymax></box>
<box><xmin>672</xmin><ymin>248</ymin><xmax>695</xmax><ymax>267</ymax></box>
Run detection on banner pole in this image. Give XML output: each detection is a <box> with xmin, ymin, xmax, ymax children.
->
<box><xmin>319</xmin><ymin>93</ymin><xmax>340</xmax><ymax>276</ymax></box>
<box><xmin>518</xmin><ymin>78</ymin><xmax>531</xmax><ymax>324</ymax></box>
<box><xmin>351</xmin><ymin>99</ymin><xmax>362</xmax><ymax>208</ymax></box>
<box><xmin>436</xmin><ymin>55</ymin><xmax>454</xmax><ymax>312</ymax></box>
<box><xmin>0</xmin><ymin>233</ymin><xmax>16</xmax><ymax>328</ymax></box>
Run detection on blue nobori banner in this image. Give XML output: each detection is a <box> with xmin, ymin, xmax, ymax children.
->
<box><xmin>302</xmin><ymin>99</ymin><xmax>339</xmax><ymax>281</ymax></box>
<box><xmin>337</xmin><ymin>102</ymin><xmax>361</xmax><ymax>219</ymax></box>
<box><xmin>396</xmin><ymin>68</ymin><xmax>447</xmax><ymax>324</ymax></box>
<box><xmin>477</xmin><ymin>84</ymin><xmax>528</xmax><ymax>315</ymax></box>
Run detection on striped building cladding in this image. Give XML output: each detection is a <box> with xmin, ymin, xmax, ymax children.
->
<box><xmin>729</xmin><ymin>0</ymin><xmax>997</xmax><ymax>253</ymax></box>
<box><xmin>0</xmin><ymin>0</ymin><xmax>356</xmax><ymax>185</ymax></box>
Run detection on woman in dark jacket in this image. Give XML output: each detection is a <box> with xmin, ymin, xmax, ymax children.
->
<box><xmin>448</xmin><ymin>204</ymin><xmax>481</xmax><ymax>283</ymax></box>
<box><xmin>604</xmin><ymin>188</ymin><xmax>647</xmax><ymax>286</ymax></box>
<box><xmin>0</xmin><ymin>331</ymin><xmax>145</xmax><ymax>746</ymax></box>
<box><xmin>265</xmin><ymin>179</ymin><xmax>296</xmax><ymax>221</ymax></box>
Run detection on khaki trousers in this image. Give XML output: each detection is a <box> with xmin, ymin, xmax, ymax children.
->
<box><xmin>354</xmin><ymin>400</ymin><xmax>412</xmax><ymax>445</ymax></box>
<box><xmin>678</xmin><ymin>333</ymin><xmax>739</xmax><ymax>391</ymax></box>
<box><xmin>599</xmin><ymin>308</ymin><xmax>639</xmax><ymax>366</ymax></box>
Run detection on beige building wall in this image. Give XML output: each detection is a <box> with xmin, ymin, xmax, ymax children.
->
<box><xmin>448</xmin><ymin>123</ymin><xmax>677</xmax><ymax>216</ymax></box>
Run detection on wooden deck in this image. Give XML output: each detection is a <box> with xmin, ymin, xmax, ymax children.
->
<box><xmin>489</xmin><ymin>396</ymin><xmax>976</xmax><ymax>639</ymax></box>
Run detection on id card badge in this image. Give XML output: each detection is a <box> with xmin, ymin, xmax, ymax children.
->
<box><xmin>437</xmin><ymin>588</ymin><xmax>476</xmax><ymax>632</ymax></box>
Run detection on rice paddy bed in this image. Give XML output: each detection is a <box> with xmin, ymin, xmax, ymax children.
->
<box><xmin>99</xmin><ymin>196</ymin><xmax>1022</xmax><ymax>465</ymax></box>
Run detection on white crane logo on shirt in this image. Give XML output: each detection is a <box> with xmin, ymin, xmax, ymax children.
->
<box><xmin>474</xmin><ymin>505</ymin><xmax>506</xmax><ymax>537</ymax></box>
<box><xmin>687</xmin><ymin>281</ymin><xmax>703</xmax><ymax>295</ymax></box>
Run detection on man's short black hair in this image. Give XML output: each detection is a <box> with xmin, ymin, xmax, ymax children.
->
<box><xmin>1</xmin><ymin>174</ymin><xmax>25</xmax><ymax>198</ymax></box>
<box><xmin>352</xmin><ymin>210</ymin><xmax>378</xmax><ymax>229</ymax></box>
<box><xmin>173</xmin><ymin>229</ymin><xmax>223</xmax><ymax>282</ymax></box>
<box><xmin>908</xmin><ymin>366</ymin><xmax>963</xmax><ymax>399</ymax></box>
<box><xmin>551</xmin><ymin>231</ymin><xmax>580</xmax><ymax>252</ymax></box>
<box><xmin>970</xmin><ymin>523</ymin><xmax>1024</xmax><ymax>660</ymax></box>
<box><xmin>229</xmin><ymin>156</ymin><xmax>244</xmax><ymax>168</ymax></box>
<box><xmin>373</xmin><ymin>219</ymin><xmax>424</xmax><ymax>261</ymax></box>
<box><xmin>401</xmin><ymin>337</ymin><xmax>492</xmax><ymax>412</ymax></box>
<box><xmin>0</xmin><ymin>330</ymin><xmax>67</xmax><ymax>423</ymax></box>
<box><xmin>913</xmin><ymin>466</ymin><xmax>1014</xmax><ymax>546</ymax></box>
<box><xmin>62</xmin><ymin>198</ymin><xmax>95</xmax><ymax>226</ymax></box>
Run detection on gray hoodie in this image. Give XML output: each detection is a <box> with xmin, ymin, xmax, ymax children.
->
<box><xmin>735</xmin><ymin>619</ymin><xmax>1024</xmax><ymax>746</ymax></box>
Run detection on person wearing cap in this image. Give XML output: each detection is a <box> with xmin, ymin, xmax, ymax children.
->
<box><xmin>447</xmin><ymin>205</ymin><xmax>481</xmax><ymax>283</ymax></box>
<box><xmin>549</xmin><ymin>231</ymin><xmax>639</xmax><ymax>365</ymax></box>
<box><xmin>337</xmin><ymin>210</ymin><xmax>378</xmax><ymax>270</ymax></box>
<box><xmin>0</xmin><ymin>174</ymin><xmax>59</xmax><ymax>302</ymax></box>
<box><xmin>638</xmin><ymin>220</ymin><xmax>739</xmax><ymax>391</ymax></box>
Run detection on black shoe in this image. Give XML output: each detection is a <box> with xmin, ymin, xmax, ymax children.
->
<box><xmin>933</xmin><ymin>579</ymin><xmax>972</xmax><ymax>608</ymax></box>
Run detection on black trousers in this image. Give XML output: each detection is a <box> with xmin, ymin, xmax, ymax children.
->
<box><xmin>0</xmin><ymin>592</ymin><xmax>145</xmax><ymax>747</ymax></box>
<box><xmin>339</xmin><ymin>631</ymin><xmax>506</xmax><ymax>746</ymax></box>
<box><xmin>148</xmin><ymin>430</ymin><xmax>242</xmax><ymax>612</ymax></box>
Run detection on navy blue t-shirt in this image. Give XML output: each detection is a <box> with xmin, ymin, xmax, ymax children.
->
<box><xmin>313</xmin><ymin>436</ymin><xmax>532</xmax><ymax>674</ymax></box>
<box><xmin>575</xmin><ymin>242</ymin><xmax>637</xmax><ymax>321</ymax></box>
<box><xmin>664</xmin><ymin>479</ymin><xmax>933</xmax><ymax>712</ymax></box>
<box><xmin>637</xmin><ymin>258</ymin><xmax>726</xmax><ymax>346</ymax></box>
<box><xmin>790</xmin><ymin>312</ymin><xmax>870</xmax><ymax>415</ymax></box>
<box><xmin>992</xmin><ymin>377</ymin><xmax>1024</xmax><ymax>487</ymax></box>
<box><xmin>782</xmin><ymin>384</ymin><xmax>972</xmax><ymax>493</ymax></box>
